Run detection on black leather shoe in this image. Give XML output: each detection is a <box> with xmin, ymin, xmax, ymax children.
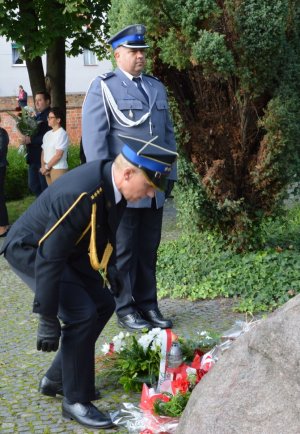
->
<box><xmin>62</xmin><ymin>399</ymin><xmax>114</xmax><ymax>429</ymax></box>
<box><xmin>39</xmin><ymin>376</ymin><xmax>63</xmax><ymax>397</ymax></box>
<box><xmin>39</xmin><ymin>376</ymin><xmax>101</xmax><ymax>400</ymax></box>
<box><xmin>118</xmin><ymin>312</ymin><xmax>152</xmax><ymax>331</ymax></box>
<box><xmin>140</xmin><ymin>309</ymin><xmax>173</xmax><ymax>329</ymax></box>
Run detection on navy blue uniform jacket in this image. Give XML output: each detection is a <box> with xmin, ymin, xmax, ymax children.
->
<box><xmin>0</xmin><ymin>160</ymin><xmax>125</xmax><ymax>317</ymax></box>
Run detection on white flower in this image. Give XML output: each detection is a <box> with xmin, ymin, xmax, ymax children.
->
<box><xmin>186</xmin><ymin>367</ymin><xmax>197</xmax><ymax>376</ymax></box>
<box><xmin>149</xmin><ymin>328</ymin><xmax>163</xmax><ymax>338</ymax></box>
<box><xmin>150</xmin><ymin>330</ymin><xmax>164</xmax><ymax>352</ymax></box>
<box><xmin>186</xmin><ymin>367</ymin><xmax>197</xmax><ymax>384</ymax></box>
<box><xmin>112</xmin><ymin>331</ymin><xmax>128</xmax><ymax>353</ymax></box>
<box><xmin>137</xmin><ymin>328</ymin><xmax>163</xmax><ymax>353</ymax></box>
<box><xmin>138</xmin><ymin>334</ymin><xmax>153</xmax><ymax>352</ymax></box>
<box><xmin>198</xmin><ymin>330</ymin><xmax>213</xmax><ymax>339</ymax></box>
<box><xmin>24</xmin><ymin>105</ymin><xmax>35</xmax><ymax>115</ymax></box>
<box><xmin>101</xmin><ymin>343</ymin><xmax>110</xmax><ymax>354</ymax></box>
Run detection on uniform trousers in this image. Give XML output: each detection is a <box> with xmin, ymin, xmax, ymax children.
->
<box><xmin>115</xmin><ymin>205</ymin><xmax>163</xmax><ymax>317</ymax></box>
<box><xmin>11</xmin><ymin>263</ymin><xmax>115</xmax><ymax>403</ymax></box>
<box><xmin>28</xmin><ymin>163</ymin><xmax>48</xmax><ymax>197</ymax></box>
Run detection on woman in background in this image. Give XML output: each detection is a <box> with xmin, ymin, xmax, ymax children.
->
<box><xmin>40</xmin><ymin>107</ymin><xmax>69</xmax><ymax>185</ymax></box>
<box><xmin>0</xmin><ymin>116</ymin><xmax>10</xmax><ymax>237</ymax></box>
<box><xmin>17</xmin><ymin>85</ymin><xmax>28</xmax><ymax>108</ymax></box>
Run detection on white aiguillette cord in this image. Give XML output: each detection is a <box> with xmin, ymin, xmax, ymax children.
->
<box><xmin>101</xmin><ymin>80</ymin><xmax>151</xmax><ymax>128</ymax></box>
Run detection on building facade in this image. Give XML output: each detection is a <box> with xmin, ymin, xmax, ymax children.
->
<box><xmin>0</xmin><ymin>37</ymin><xmax>112</xmax><ymax>145</ymax></box>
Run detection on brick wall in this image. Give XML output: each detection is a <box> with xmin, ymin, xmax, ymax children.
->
<box><xmin>0</xmin><ymin>94</ymin><xmax>85</xmax><ymax>145</ymax></box>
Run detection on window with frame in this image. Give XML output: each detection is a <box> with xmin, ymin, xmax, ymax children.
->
<box><xmin>12</xmin><ymin>43</ymin><xmax>25</xmax><ymax>65</ymax></box>
<box><xmin>83</xmin><ymin>49</ymin><xmax>97</xmax><ymax>66</ymax></box>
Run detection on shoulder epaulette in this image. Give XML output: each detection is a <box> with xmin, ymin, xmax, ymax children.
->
<box><xmin>99</xmin><ymin>72</ymin><xmax>115</xmax><ymax>80</ymax></box>
<box><xmin>90</xmin><ymin>186</ymin><xmax>103</xmax><ymax>201</ymax></box>
<box><xmin>143</xmin><ymin>73</ymin><xmax>160</xmax><ymax>81</ymax></box>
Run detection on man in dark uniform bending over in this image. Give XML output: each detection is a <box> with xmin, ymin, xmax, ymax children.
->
<box><xmin>0</xmin><ymin>135</ymin><xmax>177</xmax><ymax>430</ymax></box>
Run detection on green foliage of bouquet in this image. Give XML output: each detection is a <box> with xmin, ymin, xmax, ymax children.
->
<box><xmin>153</xmin><ymin>391</ymin><xmax>192</xmax><ymax>417</ymax></box>
<box><xmin>97</xmin><ymin>329</ymin><xmax>162</xmax><ymax>392</ymax></box>
<box><xmin>117</xmin><ymin>336</ymin><xmax>161</xmax><ymax>392</ymax></box>
<box><xmin>7</xmin><ymin>106</ymin><xmax>39</xmax><ymax>136</ymax></box>
<box><xmin>179</xmin><ymin>330</ymin><xmax>220</xmax><ymax>363</ymax></box>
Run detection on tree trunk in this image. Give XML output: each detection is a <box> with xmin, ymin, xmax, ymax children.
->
<box><xmin>26</xmin><ymin>57</ymin><xmax>46</xmax><ymax>99</ymax></box>
<box><xmin>46</xmin><ymin>37</ymin><xmax>66</xmax><ymax>128</ymax></box>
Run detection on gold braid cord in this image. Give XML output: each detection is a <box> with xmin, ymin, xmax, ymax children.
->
<box><xmin>89</xmin><ymin>202</ymin><xmax>113</xmax><ymax>287</ymax></box>
<box><xmin>39</xmin><ymin>192</ymin><xmax>89</xmax><ymax>245</ymax></box>
<box><xmin>38</xmin><ymin>191</ymin><xmax>113</xmax><ymax>288</ymax></box>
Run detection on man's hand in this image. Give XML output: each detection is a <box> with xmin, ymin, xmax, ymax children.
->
<box><xmin>37</xmin><ymin>315</ymin><xmax>61</xmax><ymax>352</ymax></box>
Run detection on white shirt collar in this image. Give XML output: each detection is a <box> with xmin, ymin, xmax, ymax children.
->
<box><xmin>111</xmin><ymin>163</ymin><xmax>122</xmax><ymax>204</ymax></box>
<box><xmin>119</xmin><ymin>68</ymin><xmax>142</xmax><ymax>82</ymax></box>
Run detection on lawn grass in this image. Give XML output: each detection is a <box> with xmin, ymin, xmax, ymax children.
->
<box><xmin>7</xmin><ymin>195</ymin><xmax>35</xmax><ymax>224</ymax></box>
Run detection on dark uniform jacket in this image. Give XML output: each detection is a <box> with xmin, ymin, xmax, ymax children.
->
<box><xmin>0</xmin><ymin>127</ymin><xmax>9</xmax><ymax>167</ymax></box>
<box><xmin>26</xmin><ymin>107</ymin><xmax>51</xmax><ymax>165</ymax></box>
<box><xmin>0</xmin><ymin>160</ymin><xmax>125</xmax><ymax>317</ymax></box>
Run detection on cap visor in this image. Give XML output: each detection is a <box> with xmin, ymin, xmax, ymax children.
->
<box><xmin>121</xmin><ymin>43</ymin><xmax>149</xmax><ymax>49</ymax></box>
<box><xmin>143</xmin><ymin>170</ymin><xmax>168</xmax><ymax>192</ymax></box>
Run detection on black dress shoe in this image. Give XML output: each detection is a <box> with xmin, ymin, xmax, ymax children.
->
<box><xmin>62</xmin><ymin>399</ymin><xmax>114</xmax><ymax>429</ymax></box>
<box><xmin>39</xmin><ymin>376</ymin><xmax>63</xmax><ymax>397</ymax></box>
<box><xmin>140</xmin><ymin>309</ymin><xmax>173</xmax><ymax>329</ymax></box>
<box><xmin>118</xmin><ymin>312</ymin><xmax>152</xmax><ymax>331</ymax></box>
<box><xmin>39</xmin><ymin>376</ymin><xmax>101</xmax><ymax>400</ymax></box>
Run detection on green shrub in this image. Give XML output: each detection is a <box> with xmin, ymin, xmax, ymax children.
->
<box><xmin>7</xmin><ymin>196</ymin><xmax>35</xmax><ymax>224</ymax></box>
<box><xmin>5</xmin><ymin>144</ymin><xmax>81</xmax><ymax>201</ymax></box>
<box><xmin>5</xmin><ymin>147</ymin><xmax>29</xmax><ymax>200</ymax></box>
<box><xmin>67</xmin><ymin>144</ymin><xmax>80</xmax><ymax>170</ymax></box>
<box><xmin>157</xmin><ymin>204</ymin><xmax>300</xmax><ymax>313</ymax></box>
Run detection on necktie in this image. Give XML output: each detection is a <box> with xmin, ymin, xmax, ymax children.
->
<box><xmin>132</xmin><ymin>77</ymin><xmax>149</xmax><ymax>104</ymax></box>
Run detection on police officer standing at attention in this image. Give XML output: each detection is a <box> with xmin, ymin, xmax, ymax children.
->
<box><xmin>82</xmin><ymin>24</ymin><xmax>177</xmax><ymax>331</ymax></box>
<box><xmin>0</xmin><ymin>136</ymin><xmax>178</xmax><ymax>429</ymax></box>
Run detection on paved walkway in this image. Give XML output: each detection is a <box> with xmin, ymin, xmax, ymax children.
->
<box><xmin>0</xmin><ymin>201</ymin><xmax>246</xmax><ymax>433</ymax></box>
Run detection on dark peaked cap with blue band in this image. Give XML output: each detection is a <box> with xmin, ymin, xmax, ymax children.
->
<box><xmin>119</xmin><ymin>134</ymin><xmax>178</xmax><ymax>191</ymax></box>
<box><xmin>108</xmin><ymin>24</ymin><xmax>149</xmax><ymax>50</ymax></box>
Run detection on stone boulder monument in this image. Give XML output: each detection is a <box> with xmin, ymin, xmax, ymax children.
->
<box><xmin>176</xmin><ymin>294</ymin><xmax>300</xmax><ymax>434</ymax></box>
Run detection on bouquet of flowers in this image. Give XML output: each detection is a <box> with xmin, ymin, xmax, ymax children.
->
<box><xmin>7</xmin><ymin>106</ymin><xmax>39</xmax><ymax>136</ymax></box>
<box><xmin>97</xmin><ymin>328</ymin><xmax>219</xmax><ymax>394</ymax></box>
<box><xmin>107</xmin><ymin>328</ymin><xmax>219</xmax><ymax>433</ymax></box>
<box><xmin>107</xmin><ymin>322</ymin><xmax>258</xmax><ymax>433</ymax></box>
<box><xmin>97</xmin><ymin>328</ymin><xmax>164</xmax><ymax>392</ymax></box>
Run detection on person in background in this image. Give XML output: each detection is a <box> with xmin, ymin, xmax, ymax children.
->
<box><xmin>82</xmin><ymin>24</ymin><xmax>177</xmax><ymax>331</ymax></box>
<box><xmin>0</xmin><ymin>136</ymin><xmax>177</xmax><ymax>429</ymax></box>
<box><xmin>79</xmin><ymin>138</ymin><xmax>86</xmax><ymax>165</ymax></box>
<box><xmin>40</xmin><ymin>107</ymin><xmax>69</xmax><ymax>185</ymax></box>
<box><xmin>17</xmin><ymin>85</ymin><xmax>28</xmax><ymax>109</ymax></box>
<box><xmin>22</xmin><ymin>92</ymin><xmax>51</xmax><ymax>196</ymax></box>
<box><xmin>0</xmin><ymin>116</ymin><xmax>10</xmax><ymax>237</ymax></box>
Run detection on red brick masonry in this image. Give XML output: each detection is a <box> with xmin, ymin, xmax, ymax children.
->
<box><xmin>0</xmin><ymin>94</ymin><xmax>84</xmax><ymax>145</ymax></box>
